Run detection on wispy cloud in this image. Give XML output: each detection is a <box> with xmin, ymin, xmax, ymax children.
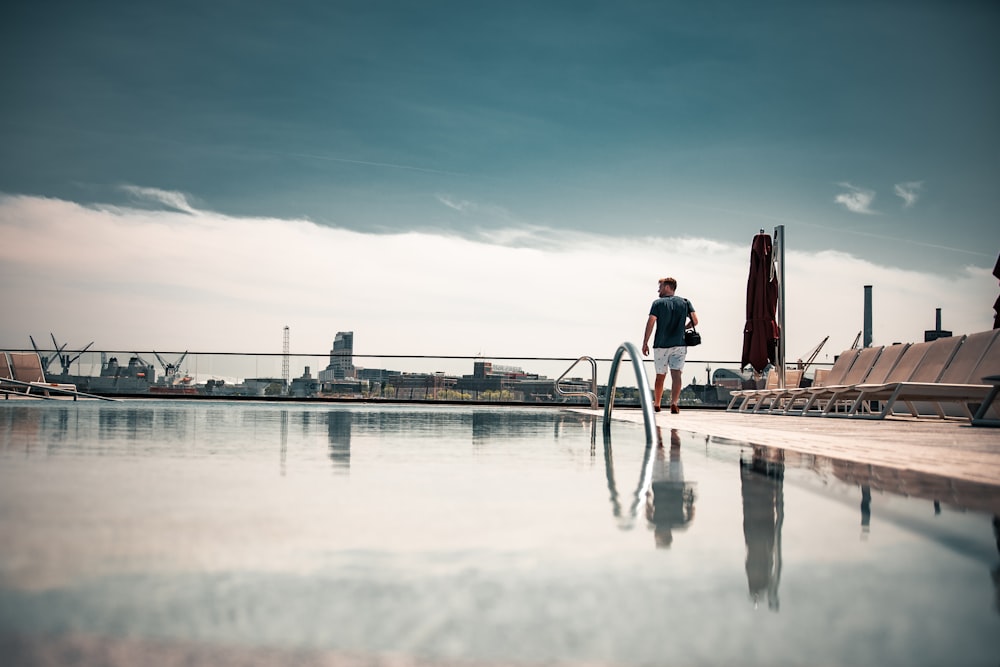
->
<box><xmin>894</xmin><ymin>181</ymin><xmax>923</xmax><ymax>208</ymax></box>
<box><xmin>436</xmin><ymin>194</ymin><xmax>476</xmax><ymax>213</ymax></box>
<box><xmin>119</xmin><ymin>185</ymin><xmax>197</xmax><ymax>214</ymax></box>
<box><xmin>434</xmin><ymin>194</ymin><xmax>525</xmax><ymax>231</ymax></box>
<box><xmin>834</xmin><ymin>183</ymin><xmax>877</xmax><ymax>215</ymax></box>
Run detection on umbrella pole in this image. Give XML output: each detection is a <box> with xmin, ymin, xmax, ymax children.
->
<box><xmin>774</xmin><ymin>225</ymin><xmax>786</xmax><ymax>389</ymax></box>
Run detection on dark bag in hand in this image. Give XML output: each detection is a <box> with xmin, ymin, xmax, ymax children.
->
<box><xmin>684</xmin><ymin>327</ymin><xmax>702</xmax><ymax>347</ymax></box>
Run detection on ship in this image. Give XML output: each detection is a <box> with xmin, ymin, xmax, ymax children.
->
<box><xmin>30</xmin><ymin>335</ymin><xmax>195</xmax><ymax>395</ymax></box>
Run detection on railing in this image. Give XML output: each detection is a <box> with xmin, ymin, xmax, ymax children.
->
<box><xmin>554</xmin><ymin>356</ymin><xmax>598</xmax><ymax>409</ymax></box>
<box><xmin>1</xmin><ymin>347</ymin><xmax>833</xmax><ymax>407</ymax></box>
<box><xmin>602</xmin><ymin>342</ymin><xmax>658</xmax><ymax>445</ymax></box>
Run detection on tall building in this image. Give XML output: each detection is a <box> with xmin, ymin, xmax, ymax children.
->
<box><xmin>319</xmin><ymin>331</ymin><xmax>355</xmax><ymax>381</ymax></box>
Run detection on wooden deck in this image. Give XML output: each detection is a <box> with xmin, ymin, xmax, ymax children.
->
<box><xmin>591</xmin><ymin>408</ymin><xmax>1000</xmax><ymax>488</ymax></box>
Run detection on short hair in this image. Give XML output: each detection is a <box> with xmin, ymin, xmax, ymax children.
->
<box><xmin>658</xmin><ymin>277</ymin><xmax>677</xmax><ymax>290</ymax></box>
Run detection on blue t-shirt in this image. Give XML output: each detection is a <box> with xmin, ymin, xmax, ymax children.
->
<box><xmin>649</xmin><ymin>296</ymin><xmax>694</xmax><ymax>348</ymax></box>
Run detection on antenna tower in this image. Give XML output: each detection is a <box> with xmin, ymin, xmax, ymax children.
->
<box><xmin>282</xmin><ymin>326</ymin><xmax>290</xmax><ymax>385</ymax></box>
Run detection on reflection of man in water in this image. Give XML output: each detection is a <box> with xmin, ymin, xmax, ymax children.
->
<box><xmin>740</xmin><ymin>447</ymin><xmax>784</xmax><ymax>610</ymax></box>
<box><xmin>645</xmin><ymin>429</ymin><xmax>696</xmax><ymax>548</ymax></box>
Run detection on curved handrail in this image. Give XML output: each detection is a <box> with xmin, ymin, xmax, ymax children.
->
<box><xmin>603</xmin><ymin>341</ymin><xmax>657</xmax><ymax>444</ymax></box>
<box><xmin>554</xmin><ymin>356</ymin><xmax>598</xmax><ymax>409</ymax></box>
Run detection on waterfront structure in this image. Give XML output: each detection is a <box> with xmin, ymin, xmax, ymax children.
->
<box><xmin>289</xmin><ymin>366</ymin><xmax>319</xmax><ymax>398</ymax></box>
<box><xmin>318</xmin><ymin>332</ymin><xmax>355</xmax><ymax>381</ymax></box>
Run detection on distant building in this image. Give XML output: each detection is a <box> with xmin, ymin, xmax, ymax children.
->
<box><xmin>319</xmin><ymin>331</ymin><xmax>355</xmax><ymax>381</ymax></box>
<box><xmin>383</xmin><ymin>373</ymin><xmax>455</xmax><ymax>399</ymax></box>
<box><xmin>357</xmin><ymin>368</ymin><xmax>401</xmax><ymax>382</ymax></box>
<box><xmin>243</xmin><ymin>377</ymin><xmax>286</xmax><ymax>396</ymax></box>
<box><xmin>290</xmin><ymin>366</ymin><xmax>319</xmax><ymax>397</ymax></box>
<box><xmin>712</xmin><ymin>368</ymin><xmax>743</xmax><ymax>390</ymax></box>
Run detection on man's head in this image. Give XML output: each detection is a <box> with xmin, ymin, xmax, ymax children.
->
<box><xmin>658</xmin><ymin>277</ymin><xmax>677</xmax><ymax>297</ymax></box>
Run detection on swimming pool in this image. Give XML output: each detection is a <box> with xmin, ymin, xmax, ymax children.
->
<box><xmin>1</xmin><ymin>401</ymin><xmax>997</xmax><ymax>666</ymax></box>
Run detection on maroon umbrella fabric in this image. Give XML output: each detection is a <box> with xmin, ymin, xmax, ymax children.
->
<box><xmin>741</xmin><ymin>233</ymin><xmax>780</xmax><ymax>373</ymax></box>
<box><xmin>993</xmin><ymin>251</ymin><xmax>999</xmax><ymax>329</ymax></box>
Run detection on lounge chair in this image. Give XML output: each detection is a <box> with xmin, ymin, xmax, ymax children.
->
<box><xmin>777</xmin><ymin>345</ymin><xmax>890</xmax><ymax>415</ymax></box>
<box><xmin>971</xmin><ymin>375</ymin><xmax>1000</xmax><ymax>426</ymax></box>
<box><xmin>0</xmin><ymin>353</ymin><xmax>16</xmax><ymax>399</ymax></box>
<box><xmin>727</xmin><ymin>349</ymin><xmax>859</xmax><ymax>414</ymax></box>
<box><xmin>750</xmin><ymin>369</ymin><xmax>804</xmax><ymax>413</ymax></box>
<box><xmin>726</xmin><ymin>368</ymin><xmax>779</xmax><ymax>411</ymax></box>
<box><xmin>829</xmin><ymin>335</ymin><xmax>963</xmax><ymax>418</ymax></box>
<box><xmin>1</xmin><ymin>351</ymin><xmax>115</xmax><ymax>401</ymax></box>
<box><xmin>844</xmin><ymin>330</ymin><xmax>1000</xmax><ymax>420</ymax></box>
<box><xmin>727</xmin><ymin>365</ymin><xmax>806</xmax><ymax>412</ymax></box>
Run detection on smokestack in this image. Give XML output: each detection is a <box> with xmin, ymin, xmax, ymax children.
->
<box><xmin>863</xmin><ymin>285</ymin><xmax>873</xmax><ymax>348</ymax></box>
<box><xmin>924</xmin><ymin>308</ymin><xmax>952</xmax><ymax>342</ymax></box>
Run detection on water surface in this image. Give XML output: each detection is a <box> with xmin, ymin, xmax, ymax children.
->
<box><xmin>1</xmin><ymin>401</ymin><xmax>997</xmax><ymax>666</ymax></box>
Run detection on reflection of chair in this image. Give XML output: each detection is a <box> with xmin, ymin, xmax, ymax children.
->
<box><xmin>844</xmin><ymin>330</ymin><xmax>1000</xmax><ymax>419</ymax></box>
<box><xmin>3</xmin><ymin>351</ymin><xmax>78</xmax><ymax>398</ymax></box>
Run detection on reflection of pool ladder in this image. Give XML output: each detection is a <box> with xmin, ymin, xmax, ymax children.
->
<box><xmin>603</xmin><ymin>342</ymin><xmax>657</xmax><ymax>445</ymax></box>
<box><xmin>554</xmin><ymin>356</ymin><xmax>599</xmax><ymax>409</ymax></box>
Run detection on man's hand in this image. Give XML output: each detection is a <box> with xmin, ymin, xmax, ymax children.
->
<box><xmin>642</xmin><ymin>343</ymin><xmax>650</xmax><ymax>356</ymax></box>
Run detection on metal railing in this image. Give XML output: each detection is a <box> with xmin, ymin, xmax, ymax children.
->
<box><xmin>554</xmin><ymin>356</ymin><xmax>598</xmax><ymax>409</ymax></box>
<box><xmin>2</xmin><ymin>346</ymin><xmax>832</xmax><ymax>407</ymax></box>
<box><xmin>602</xmin><ymin>342</ymin><xmax>658</xmax><ymax>445</ymax></box>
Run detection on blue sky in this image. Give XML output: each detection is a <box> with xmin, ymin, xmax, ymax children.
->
<box><xmin>1</xmin><ymin>1</ymin><xmax>998</xmax><ymax>363</ymax></box>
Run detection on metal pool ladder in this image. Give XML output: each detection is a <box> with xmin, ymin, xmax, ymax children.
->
<box><xmin>603</xmin><ymin>342</ymin><xmax>657</xmax><ymax>445</ymax></box>
<box><xmin>554</xmin><ymin>355</ymin><xmax>599</xmax><ymax>409</ymax></box>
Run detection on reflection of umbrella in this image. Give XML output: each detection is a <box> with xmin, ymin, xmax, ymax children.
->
<box><xmin>741</xmin><ymin>233</ymin><xmax>780</xmax><ymax>374</ymax></box>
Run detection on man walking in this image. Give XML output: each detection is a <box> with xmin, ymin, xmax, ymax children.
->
<box><xmin>642</xmin><ymin>277</ymin><xmax>698</xmax><ymax>413</ymax></box>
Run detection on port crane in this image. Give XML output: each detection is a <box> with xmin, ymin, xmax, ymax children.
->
<box><xmin>794</xmin><ymin>336</ymin><xmax>829</xmax><ymax>375</ymax></box>
<box><xmin>153</xmin><ymin>351</ymin><xmax>190</xmax><ymax>384</ymax></box>
<box><xmin>30</xmin><ymin>334</ymin><xmax>94</xmax><ymax>375</ymax></box>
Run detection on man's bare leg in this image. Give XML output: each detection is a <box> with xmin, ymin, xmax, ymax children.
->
<box><xmin>653</xmin><ymin>373</ymin><xmax>666</xmax><ymax>410</ymax></box>
<box><xmin>670</xmin><ymin>369</ymin><xmax>683</xmax><ymax>412</ymax></box>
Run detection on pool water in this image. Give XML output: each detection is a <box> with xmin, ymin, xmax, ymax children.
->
<box><xmin>1</xmin><ymin>401</ymin><xmax>998</xmax><ymax>666</ymax></box>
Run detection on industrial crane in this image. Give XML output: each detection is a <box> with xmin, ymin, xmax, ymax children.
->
<box><xmin>795</xmin><ymin>336</ymin><xmax>829</xmax><ymax>375</ymax></box>
<box><xmin>30</xmin><ymin>334</ymin><xmax>94</xmax><ymax>375</ymax></box>
<box><xmin>153</xmin><ymin>351</ymin><xmax>190</xmax><ymax>384</ymax></box>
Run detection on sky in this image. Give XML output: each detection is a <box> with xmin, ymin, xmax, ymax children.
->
<box><xmin>1</xmin><ymin>1</ymin><xmax>998</xmax><ymax>374</ymax></box>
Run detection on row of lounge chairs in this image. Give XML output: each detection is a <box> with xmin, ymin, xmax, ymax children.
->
<box><xmin>0</xmin><ymin>351</ymin><xmax>114</xmax><ymax>401</ymax></box>
<box><xmin>727</xmin><ymin>329</ymin><xmax>1000</xmax><ymax>422</ymax></box>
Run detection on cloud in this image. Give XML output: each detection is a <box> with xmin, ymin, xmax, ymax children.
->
<box><xmin>894</xmin><ymin>181</ymin><xmax>923</xmax><ymax>208</ymax></box>
<box><xmin>0</xmin><ymin>194</ymin><xmax>994</xmax><ymax>381</ymax></box>
<box><xmin>436</xmin><ymin>194</ymin><xmax>475</xmax><ymax>213</ymax></box>
<box><xmin>119</xmin><ymin>185</ymin><xmax>197</xmax><ymax>214</ymax></box>
<box><xmin>834</xmin><ymin>183</ymin><xmax>877</xmax><ymax>215</ymax></box>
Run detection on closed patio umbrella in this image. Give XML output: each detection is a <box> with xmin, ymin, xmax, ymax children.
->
<box><xmin>993</xmin><ymin>251</ymin><xmax>999</xmax><ymax>328</ymax></box>
<box><xmin>741</xmin><ymin>232</ymin><xmax>780</xmax><ymax>374</ymax></box>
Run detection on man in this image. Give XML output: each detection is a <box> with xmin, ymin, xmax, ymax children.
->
<box><xmin>642</xmin><ymin>277</ymin><xmax>698</xmax><ymax>413</ymax></box>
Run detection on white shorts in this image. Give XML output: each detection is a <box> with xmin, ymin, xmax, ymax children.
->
<box><xmin>653</xmin><ymin>347</ymin><xmax>687</xmax><ymax>374</ymax></box>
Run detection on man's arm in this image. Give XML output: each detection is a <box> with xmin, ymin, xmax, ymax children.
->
<box><xmin>688</xmin><ymin>311</ymin><xmax>699</xmax><ymax>328</ymax></box>
<box><xmin>642</xmin><ymin>315</ymin><xmax>656</xmax><ymax>355</ymax></box>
